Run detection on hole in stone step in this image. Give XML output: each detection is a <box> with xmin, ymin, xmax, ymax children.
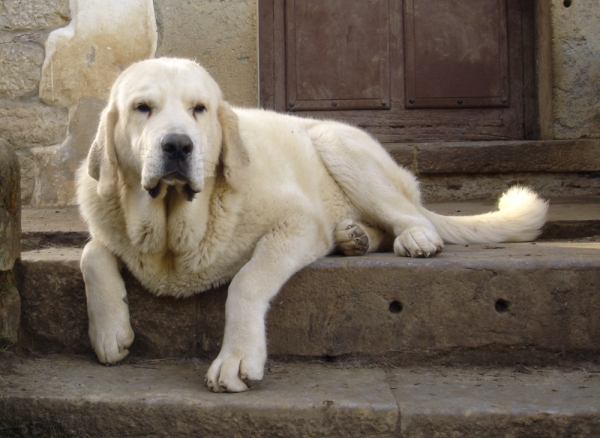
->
<box><xmin>563</xmin><ymin>0</ymin><xmax>572</xmax><ymax>7</ymax></box>
<box><xmin>389</xmin><ymin>300</ymin><xmax>403</xmax><ymax>314</ymax></box>
<box><xmin>495</xmin><ymin>299</ymin><xmax>510</xmax><ymax>313</ymax></box>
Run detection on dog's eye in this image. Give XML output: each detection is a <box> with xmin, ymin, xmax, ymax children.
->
<box><xmin>193</xmin><ymin>105</ymin><xmax>206</xmax><ymax>115</ymax></box>
<box><xmin>136</xmin><ymin>103</ymin><xmax>152</xmax><ymax>114</ymax></box>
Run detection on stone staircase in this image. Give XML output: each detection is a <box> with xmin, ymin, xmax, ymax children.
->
<box><xmin>2</xmin><ymin>199</ymin><xmax>600</xmax><ymax>437</ymax></box>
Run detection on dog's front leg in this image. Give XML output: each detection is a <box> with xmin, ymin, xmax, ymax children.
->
<box><xmin>81</xmin><ymin>239</ymin><xmax>134</xmax><ymax>364</ymax></box>
<box><xmin>206</xmin><ymin>221</ymin><xmax>329</xmax><ymax>393</ymax></box>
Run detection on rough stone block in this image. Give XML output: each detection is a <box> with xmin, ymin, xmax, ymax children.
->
<box><xmin>0</xmin><ymin>285</ymin><xmax>20</xmax><ymax>346</ymax></box>
<box><xmin>552</xmin><ymin>0</ymin><xmax>600</xmax><ymax>139</ymax></box>
<box><xmin>0</xmin><ymin>41</ymin><xmax>44</xmax><ymax>99</ymax></box>
<box><xmin>415</xmin><ymin>140</ymin><xmax>600</xmax><ymax>174</ymax></box>
<box><xmin>15</xmin><ymin>149</ymin><xmax>34</xmax><ymax>205</ymax></box>
<box><xmin>390</xmin><ymin>367</ymin><xmax>600</xmax><ymax>438</ymax></box>
<box><xmin>0</xmin><ymin>99</ymin><xmax>68</xmax><ymax>150</ymax></box>
<box><xmin>0</xmin><ymin>141</ymin><xmax>20</xmax><ymax>271</ymax></box>
<box><xmin>29</xmin><ymin>145</ymin><xmax>76</xmax><ymax>208</ymax></box>
<box><xmin>0</xmin><ymin>357</ymin><xmax>398</xmax><ymax>438</ymax></box>
<box><xmin>0</xmin><ymin>141</ymin><xmax>20</xmax><ymax>346</ymax></box>
<box><xmin>0</xmin><ymin>0</ymin><xmax>70</xmax><ymax>31</ymax></box>
<box><xmin>418</xmin><ymin>171</ymin><xmax>600</xmax><ymax>203</ymax></box>
<box><xmin>27</xmin><ymin>97</ymin><xmax>105</xmax><ymax>208</ymax></box>
<box><xmin>155</xmin><ymin>0</ymin><xmax>258</xmax><ymax>107</ymax></box>
<box><xmin>19</xmin><ymin>241</ymin><xmax>600</xmax><ymax>363</ymax></box>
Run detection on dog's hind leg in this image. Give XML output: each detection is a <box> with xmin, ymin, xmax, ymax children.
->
<box><xmin>309</xmin><ymin>122</ymin><xmax>444</xmax><ymax>258</ymax></box>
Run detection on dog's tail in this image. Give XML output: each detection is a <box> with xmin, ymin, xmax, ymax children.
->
<box><xmin>419</xmin><ymin>186</ymin><xmax>549</xmax><ymax>244</ymax></box>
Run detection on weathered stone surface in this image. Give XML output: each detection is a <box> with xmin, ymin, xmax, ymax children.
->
<box><xmin>0</xmin><ymin>141</ymin><xmax>20</xmax><ymax>271</ymax></box>
<box><xmin>63</xmin><ymin>97</ymin><xmax>105</xmax><ymax>163</ymax></box>
<box><xmin>0</xmin><ymin>0</ymin><xmax>70</xmax><ymax>31</ymax></box>
<box><xmin>419</xmin><ymin>171</ymin><xmax>600</xmax><ymax>203</ymax></box>
<box><xmin>29</xmin><ymin>145</ymin><xmax>76</xmax><ymax>207</ymax></box>
<box><xmin>125</xmin><ymin>270</ymin><xmax>200</xmax><ymax>359</ymax></box>
<box><xmin>0</xmin><ymin>41</ymin><xmax>44</xmax><ymax>99</ymax></box>
<box><xmin>28</xmin><ymin>98</ymin><xmax>106</xmax><ymax>208</ymax></box>
<box><xmin>17</xmin><ymin>248</ymin><xmax>87</xmax><ymax>353</ymax></box>
<box><xmin>382</xmin><ymin>140</ymin><xmax>600</xmax><ymax>202</ymax></box>
<box><xmin>0</xmin><ymin>142</ymin><xmax>20</xmax><ymax>346</ymax></box>
<box><xmin>390</xmin><ymin>366</ymin><xmax>600</xmax><ymax>437</ymax></box>
<box><xmin>265</xmin><ymin>243</ymin><xmax>600</xmax><ymax>358</ymax></box>
<box><xmin>14</xmin><ymin>149</ymin><xmax>33</xmax><ymax>204</ymax></box>
<box><xmin>39</xmin><ymin>0</ymin><xmax>156</xmax><ymax>107</ymax></box>
<box><xmin>0</xmin><ymin>285</ymin><xmax>20</xmax><ymax>346</ymax></box>
<box><xmin>412</xmin><ymin>139</ymin><xmax>600</xmax><ymax>174</ymax></box>
<box><xmin>18</xmin><ymin>241</ymin><xmax>600</xmax><ymax>362</ymax></box>
<box><xmin>552</xmin><ymin>0</ymin><xmax>600</xmax><ymax>139</ymax></box>
<box><xmin>0</xmin><ymin>99</ymin><xmax>68</xmax><ymax>149</ymax></box>
<box><xmin>2</xmin><ymin>356</ymin><xmax>600</xmax><ymax>438</ymax></box>
<box><xmin>0</xmin><ymin>356</ymin><xmax>398</xmax><ymax>438</ymax></box>
<box><xmin>155</xmin><ymin>0</ymin><xmax>258</xmax><ymax>107</ymax></box>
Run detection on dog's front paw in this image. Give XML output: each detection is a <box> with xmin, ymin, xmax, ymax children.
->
<box><xmin>334</xmin><ymin>219</ymin><xmax>370</xmax><ymax>256</ymax></box>
<box><xmin>394</xmin><ymin>226</ymin><xmax>444</xmax><ymax>258</ymax></box>
<box><xmin>205</xmin><ymin>347</ymin><xmax>266</xmax><ymax>393</ymax></box>
<box><xmin>89</xmin><ymin>316</ymin><xmax>134</xmax><ymax>364</ymax></box>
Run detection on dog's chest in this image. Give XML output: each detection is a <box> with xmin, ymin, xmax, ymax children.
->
<box><xmin>126</xmin><ymin>246</ymin><xmax>248</xmax><ymax>298</ymax></box>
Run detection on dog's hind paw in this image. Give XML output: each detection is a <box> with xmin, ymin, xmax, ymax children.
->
<box><xmin>334</xmin><ymin>220</ymin><xmax>370</xmax><ymax>256</ymax></box>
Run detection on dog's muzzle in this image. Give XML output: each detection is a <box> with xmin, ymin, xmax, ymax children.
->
<box><xmin>161</xmin><ymin>133</ymin><xmax>193</xmax><ymax>174</ymax></box>
<box><xmin>146</xmin><ymin>133</ymin><xmax>200</xmax><ymax>200</ymax></box>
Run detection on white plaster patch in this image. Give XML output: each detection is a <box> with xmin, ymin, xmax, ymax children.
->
<box><xmin>39</xmin><ymin>0</ymin><xmax>157</xmax><ymax>107</ymax></box>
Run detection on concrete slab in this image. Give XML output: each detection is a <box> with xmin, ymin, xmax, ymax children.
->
<box><xmin>389</xmin><ymin>366</ymin><xmax>600</xmax><ymax>437</ymax></box>
<box><xmin>2</xmin><ymin>356</ymin><xmax>600</xmax><ymax>437</ymax></box>
<box><xmin>17</xmin><ymin>240</ymin><xmax>600</xmax><ymax>364</ymax></box>
<box><xmin>0</xmin><ymin>355</ymin><xmax>397</xmax><ymax>438</ymax></box>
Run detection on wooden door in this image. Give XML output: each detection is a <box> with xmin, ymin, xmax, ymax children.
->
<box><xmin>259</xmin><ymin>0</ymin><xmax>537</xmax><ymax>142</ymax></box>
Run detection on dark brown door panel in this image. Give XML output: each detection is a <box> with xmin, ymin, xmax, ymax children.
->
<box><xmin>404</xmin><ymin>0</ymin><xmax>510</xmax><ymax>108</ymax></box>
<box><xmin>259</xmin><ymin>0</ymin><xmax>536</xmax><ymax>142</ymax></box>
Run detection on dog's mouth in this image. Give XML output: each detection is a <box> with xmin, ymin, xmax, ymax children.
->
<box><xmin>142</xmin><ymin>156</ymin><xmax>204</xmax><ymax>201</ymax></box>
<box><xmin>161</xmin><ymin>171</ymin><xmax>188</xmax><ymax>186</ymax></box>
<box><xmin>146</xmin><ymin>171</ymin><xmax>200</xmax><ymax>201</ymax></box>
<box><xmin>146</xmin><ymin>178</ymin><xmax>200</xmax><ymax>201</ymax></box>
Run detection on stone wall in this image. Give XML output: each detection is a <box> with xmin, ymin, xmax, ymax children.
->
<box><xmin>0</xmin><ymin>142</ymin><xmax>21</xmax><ymax>347</ymax></box>
<box><xmin>1</xmin><ymin>0</ymin><xmax>71</xmax><ymax>206</ymax></box>
<box><xmin>0</xmin><ymin>0</ymin><xmax>598</xmax><ymax>207</ymax></box>
<box><xmin>551</xmin><ymin>0</ymin><xmax>600</xmax><ymax>139</ymax></box>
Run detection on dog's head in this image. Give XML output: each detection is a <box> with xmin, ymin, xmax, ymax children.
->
<box><xmin>87</xmin><ymin>58</ymin><xmax>249</xmax><ymax>200</ymax></box>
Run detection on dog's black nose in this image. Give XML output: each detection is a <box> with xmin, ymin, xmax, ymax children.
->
<box><xmin>161</xmin><ymin>134</ymin><xmax>193</xmax><ymax>161</ymax></box>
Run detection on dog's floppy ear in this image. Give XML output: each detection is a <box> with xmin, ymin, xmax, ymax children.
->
<box><xmin>88</xmin><ymin>104</ymin><xmax>119</xmax><ymax>198</ymax></box>
<box><xmin>218</xmin><ymin>102</ymin><xmax>249</xmax><ymax>190</ymax></box>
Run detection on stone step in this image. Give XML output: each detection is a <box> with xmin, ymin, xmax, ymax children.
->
<box><xmin>16</xmin><ymin>238</ymin><xmax>600</xmax><ymax>364</ymax></box>
<box><xmin>19</xmin><ymin>197</ymin><xmax>600</xmax><ymax>250</ymax></box>
<box><xmin>1</xmin><ymin>355</ymin><xmax>600</xmax><ymax>437</ymax></box>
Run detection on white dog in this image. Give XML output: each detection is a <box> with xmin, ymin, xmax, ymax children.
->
<box><xmin>77</xmin><ymin>58</ymin><xmax>548</xmax><ymax>393</ymax></box>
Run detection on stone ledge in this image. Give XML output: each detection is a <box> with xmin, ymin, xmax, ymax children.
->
<box><xmin>0</xmin><ymin>356</ymin><xmax>398</xmax><ymax>438</ymax></box>
<box><xmin>17</xmin><ymin>241</ymin><xmax>600</xmax><ymax>362</ymax></box>
<box><xmin>19</xmin><ymin>198</ymin><xmax>600</xmax><ymax>249</ymax></box>
<box><xmin>2</xmin><ymin>355</ymin><xmax>600</xmax><ymax>438</ymax></box>
<box><xmin>387</xmin><ymin>139</ymin><xmax>600</xmax><ymax>174</ymax></box>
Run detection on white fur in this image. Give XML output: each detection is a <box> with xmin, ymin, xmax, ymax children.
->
<box><xmin>77</xmin><ymin>58</ymin><xmax>548</xmax><ymax>393</ymax></box>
